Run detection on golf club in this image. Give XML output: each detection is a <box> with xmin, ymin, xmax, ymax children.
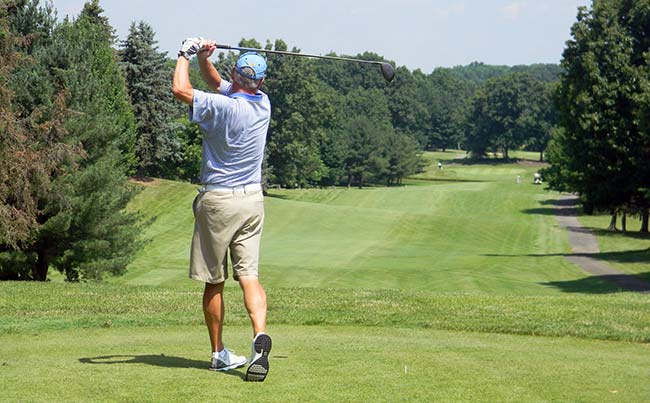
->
<box><xmin>216</xmin><ymin>44</ymin><xmax>396</xmax><ymax>82</ymax></box>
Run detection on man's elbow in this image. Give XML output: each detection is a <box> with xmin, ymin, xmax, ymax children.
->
<box><xmin>172</xmin><ymin>85</ymin><xmax>193</xmax><ymax>105</ymax></box>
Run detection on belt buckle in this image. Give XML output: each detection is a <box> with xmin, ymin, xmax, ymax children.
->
<box><xmin>233</xmin><ymin>186</ymin><xmax>246</xmax><ymax>196</ymax></box>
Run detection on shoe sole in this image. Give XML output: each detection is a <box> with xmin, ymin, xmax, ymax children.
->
<box><xmin>245</xmin><ymin>334</ymin><xmax>272</xmax><ymax>382</ymax></box>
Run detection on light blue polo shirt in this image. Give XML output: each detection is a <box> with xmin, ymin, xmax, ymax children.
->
<box><xmin>190</xmin><ymin>81</ymin><xmax>271</xmax><ymax>186</ymax></box>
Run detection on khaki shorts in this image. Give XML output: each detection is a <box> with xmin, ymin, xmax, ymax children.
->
<box><xmin>189</xmin><ymin>189</ymin><xmax>264</xmax><ymax>284</ymax></box>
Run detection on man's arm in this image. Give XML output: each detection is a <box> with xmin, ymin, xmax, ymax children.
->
<box><xmin>198</xmin><ymin>40</ymin><xmax>222</xmax><ymax>92</ymax></box>
<box><xmin>172</xmin><ymin>56</ymin><xmax>193</xmax><ymax>105</ymax></box>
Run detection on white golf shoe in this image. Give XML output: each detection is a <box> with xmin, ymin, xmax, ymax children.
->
<box><xmin>209</xmin><ymin>348</ymin><xmax>247</xmax><ymax>371</ymax></box>
<box><xmin>245</xmin><ymin>332</ymin><xmax>272</xmax><ymax>382</ymax></box>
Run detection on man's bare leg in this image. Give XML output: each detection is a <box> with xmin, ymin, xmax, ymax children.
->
<box><xmin>238</xmin><ymin>275</ymin><xmax>267</xmax><ymax>336</ymax></box>
<box><xmin>239</xmin><ymin>275</ymin><xmax>271</xmax><ymax>381</ymax></box>
<box><xmin>203</xmin><ymin>282</ymin><xmax>225</xmax><ymax>352</ymax></box>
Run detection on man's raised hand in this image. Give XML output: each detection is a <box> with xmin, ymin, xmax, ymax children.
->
<box><xmin>178</xmin><ymin>37</ymin><xmax>204</xmax><ymax>60</ymax></box>
<box><xmin>198</xmin><ymin>39</ymin><xmax>217</xmax><ymax>59</ymax></box>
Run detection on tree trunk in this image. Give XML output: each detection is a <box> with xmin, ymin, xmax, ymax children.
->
<box><xmin>606</xmin><ymin>210</ymin><xmax>618</xmax><ymax>231</ymax></box>
<box><xmin>33</xmin><ymin>246</ymin><xmax>49</xmax><ymax>281</ymax></box>
<box><xmin>539</xmin><ymin>151</ymin><xmax>544</xmax><ymax>162</ymax></box>
<box><xmin>641</xmin><ymin>209</ymin><xmax>649</xmax><ymax>233</ymax></box>
<box><xmin>503</xmin><ymin>147</ymin><xmax>509</xmax><ymax>159</ymax></box>
<box><xmin>621</xmin><ymin>212</ymin><xmax>627</xmax><ymax>233</ymax></box>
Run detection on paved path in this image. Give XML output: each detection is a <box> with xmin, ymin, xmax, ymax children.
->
<box><xmin>554</xmin><ymin>195</ymin><xmax>650</xmax><ymax>293</ymax></box>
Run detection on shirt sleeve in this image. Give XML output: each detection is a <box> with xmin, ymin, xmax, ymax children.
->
<box><xmin>220</xmin><ymin>80</ymin><xmax>233</xmax><ymax>96</ymax></box>
<box><xmin>189</xmin><ymin>89</ymin><xmax>232</xmax><ymax>134</ymax></box>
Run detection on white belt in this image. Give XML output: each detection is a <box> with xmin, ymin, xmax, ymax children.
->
<box><xmin>200</xmin><ymin>183</ymin><xmax>262</xmax><ymax>194</ymax></box>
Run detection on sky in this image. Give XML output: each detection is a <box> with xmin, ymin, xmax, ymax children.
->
<box><xmin>51</xmin><ymin>0</ymin><xmax>591</xmax><ymax>72</ymax></box>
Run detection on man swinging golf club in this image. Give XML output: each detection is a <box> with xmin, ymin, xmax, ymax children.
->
<box><xmin>172</xmin><ymin>37</ymin><xmax>272</xmax><ymax>382</ymax></box>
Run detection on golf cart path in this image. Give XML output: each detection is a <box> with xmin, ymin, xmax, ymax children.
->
<box><xmin>554</xmin><ymin>195</ymin><xmax>650</xmax><ymax>293</ymax></box>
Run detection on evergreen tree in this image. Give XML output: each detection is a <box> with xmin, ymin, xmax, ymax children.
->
<box><xmin>120</xmin><ymin>21</ymin><xmax>181</xmax><ymax>177</ymax></box>
<box><xmin>342</xmin><ymin>116</ymin><xmax>390</xmax><ymax>188</ymax></box>
<box><xmin>261</xmin><ymin>40</ymin><xmax>334</xmax><ymax>188</ymax></box>
<box><xmin>385</xmin><ymin>132</ymin><xmax>423</xmax><ymax>186</ymax></box>
<box><xmin>340</xmin><ymin>88</ymin><xmax>393</xmax><ymax>187</ymax></box>
<box><xmin>0</xmin><ymin>0</ymin><xmax>79</xmax><ymax>274</ymax></box>
<box><xmin>1</xmin><ymin>1</ymin><xmax>143</xmax><ymax>281</ymax></box>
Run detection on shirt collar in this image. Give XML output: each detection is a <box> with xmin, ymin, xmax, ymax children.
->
<box><xmin>230</xmin><ymin>92</ymin><xmax>264</xmax><ymax>102</ymax></box>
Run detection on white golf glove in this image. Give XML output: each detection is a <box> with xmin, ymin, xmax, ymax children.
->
<box><xmin>178</xmin><ymin>37</ymin><xmax>204</xmax><ymax>60</ymax></box>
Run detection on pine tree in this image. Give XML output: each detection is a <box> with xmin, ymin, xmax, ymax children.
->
<box><xmin>1</xmin><ymin>1</ymin><xmax>143</xmax><ymax>281</ymax></box>
<box><xmin>0</xmin><ymin>0</ymin><xmax>80</xmax><ymax>280</ymax></box>
<box><xmin>120</xmin><ymin>21</ymin><xmax>181</xmax><ymax>177</ymax></box>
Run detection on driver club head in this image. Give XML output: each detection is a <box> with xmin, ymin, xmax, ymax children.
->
<box><xmin>380</xmin><ymin>62</ymin><xmax>395</xmax><ymax>82</ymax></box>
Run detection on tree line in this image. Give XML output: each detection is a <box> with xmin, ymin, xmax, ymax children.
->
<box><xmin>0</xmin><ymin>0</ymin><xmax>561</xmax><ymax>281</ymax></box>
<box><xmin>544</xmin><ymin>0</ymin><xmax>650</xmax><ymax>233</ymax></box>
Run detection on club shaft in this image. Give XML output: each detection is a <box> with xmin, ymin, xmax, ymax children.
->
<box><xmin>216</xmin><ymin>44</ymin><xmax>382</xmax><ymax>66</ymax></box>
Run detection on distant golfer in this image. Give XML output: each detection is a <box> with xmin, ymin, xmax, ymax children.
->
<box><xmin>173</xmin><ymin>37</ymin><xmax>272</xmax><ymax>382</ymax></box>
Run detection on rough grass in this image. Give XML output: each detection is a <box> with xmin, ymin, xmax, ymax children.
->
<box><xmin>2</xmin><ymin>282</ymin><xmax>649</xmax><ymax>342</ymax></box>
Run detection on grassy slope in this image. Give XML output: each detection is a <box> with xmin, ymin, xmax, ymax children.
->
<box><xmin>117</xmin><ymin>151</ymin><xmax>606</xmax><ymax>294</ymax></box>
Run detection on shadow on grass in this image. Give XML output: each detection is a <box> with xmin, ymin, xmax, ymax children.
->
<box><xmin>263</xmin><ymin>191</ymin><xmax>290</xmax><ymax>200</ymax></box>
<box><xmin>79</xmin><ymin>354</ymin><xmax>245</xmax><ymax>379</ymax></box>
<box><xmin>590</xmin><ymin>228</ymin><xmax>650</xmax><ymax>241</ymax></box>
<box><xmin>487</xmin><ymin>249</ymin><xmax>650</xmax><ymax>263</ymax></box>
<box><xmin>446</xmin><ymin>157</ymin><xmax>541</xmax><ymax>166</ymax></box>
<box><xmin>540</xmin><ymin>274</ymin><xmax>650</xmax><ymax>294</ymax></box>
<box><xmin>522</xmin><ymin>197</ymin><xmax>579</xmax><ymax>216</ymax></box>
<box><xmin>484</xmin><ymin>249</ymin><xmax>650</xmax><ymax>293</ymax></box>
<box><xmin>406</xmin><ymin>177</ymin><xmax>484</xmax><ymax>184</ymax></box>
<box><xmin>521</xmin><ymin>207</ymin><xmax>558</xmax><ymax>216</ymax></box>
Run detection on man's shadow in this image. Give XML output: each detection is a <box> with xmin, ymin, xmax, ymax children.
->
<box><xmin>79</xmin><ymin>354</ymin><xmax>245</xmax><ymax>380</ymax></box>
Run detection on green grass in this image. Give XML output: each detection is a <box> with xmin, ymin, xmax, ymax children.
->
<box><xmin>1</xmin><ymin>282</ymin><xmax>650</xmax><ymax>402</ymax></box>
<box><xmin>115</xmin><ymin>153</ymin><xmax>602</xmax><ymax>294</ymax></box>
<box><xmin>6</xmin><ymin>153</ymin><xmax>650</xmax><ymax>402</ymax></box>
<box><xmin>2</xmin><ymin>282</ymin><xmax>649</xmax><ymax>341</ymax></box>
<box><xmin>2</xmin><ymin>324</ymin><xmax>649</xmax><ymax>403</ymax></box>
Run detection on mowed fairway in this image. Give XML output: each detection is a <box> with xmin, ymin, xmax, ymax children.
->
<box><xmin>117</xmin><ymin>151</ymin><xmax>605</xmax><ymax>294</ymax></box>
<box><xmin>4</xmin><ymin>152</ymin><xmax>650</xmax><ymax>402</ymax></box>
